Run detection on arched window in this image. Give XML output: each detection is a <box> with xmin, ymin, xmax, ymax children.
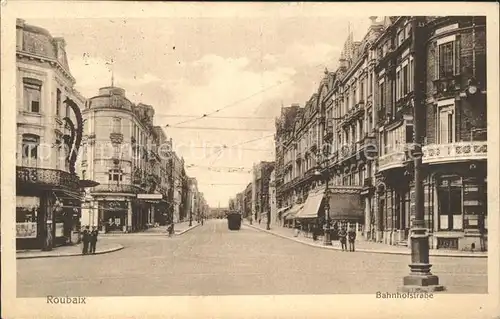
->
<box><xmin>21</xmin><ymin>134</ymin><xmax>40</xmax><ymax>166</ymax></box>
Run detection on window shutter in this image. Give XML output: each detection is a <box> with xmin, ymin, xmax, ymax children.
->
<box><xmin>454</xmin><ymin>35</ymin><xmax>461</xmax><ymax>75</ymax></box>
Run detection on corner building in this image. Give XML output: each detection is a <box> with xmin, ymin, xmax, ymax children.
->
<box><xmin>80</xmin><ymin>87</ymin><xmax>167</xmax><ymax>232</ymax></box>
<box><xmin>16</xmin><ymin>19</ymin><xmax>86</xmax><ymax>250</ymax></box>
<box><xmin>372</xmin><ymin>16</ymin><xmax>487</xmax><ymax>250</ymax></box>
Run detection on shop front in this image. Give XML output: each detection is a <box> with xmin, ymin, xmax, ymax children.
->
<box><xmin>326</xmin><ymin>187</ymin><xmax>364</xmax><ymax>239</ymax></box>
<box><xmin>424</xmin><ymin>162</ymin><xmax>487</xmax><ymax>251</ymax></box>
<box><xmin>16</xmin><ymin>166</ymin><xmax>82</xmax><ymax>251</ymax></box>
<box><xmin>99</xmin><ymin>199</ymin><xmax>129</xmax><ymax>232</ymax></box>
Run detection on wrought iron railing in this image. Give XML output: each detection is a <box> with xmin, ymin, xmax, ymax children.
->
<box><xmin>16</xmin><ymin>166</ymin><xmax>80</xmax><ymax>190</ymax></box>
<box><xmin>422</xmin><ymin>141</ymin><xmax>487</xmax><ymax>164</ymax></box>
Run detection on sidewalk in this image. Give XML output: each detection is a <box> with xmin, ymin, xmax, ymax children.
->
<box><xmin>244</xmin><ymin>222</ymin><xmax>487</xmax><ymax>258</ymax></box>
<box><xmin>101</xmin><ymin>221</ymin><xmax>200</xmax><ymax>237</ymax></box>
<box><xmin>16</xmin><ymin>240</ymin><xmax>124</xmax><ymax>259</ymax></box>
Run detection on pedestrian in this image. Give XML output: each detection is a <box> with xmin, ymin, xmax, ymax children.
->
<box><xmin>81</xmin><ymin>226</ymin><xmax>90</xmax><ymax>255</ymax></box>
<box><xmin>348</xmin><ymin>226</ymin><xmax>356</xmax><ymax>252</ymax></box>
<box><xmin>338</xmin><ymin>227</ymin><xmax>347</xmax><ymax>251</ymax></box>
<box><xmin>89</xmin><ymin>226</ymin><xmax>99</xmax><ymax>254</ymax></box>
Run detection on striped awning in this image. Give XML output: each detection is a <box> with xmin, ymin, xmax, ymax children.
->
<box><xmin>295</xmin><ymin>188</ymin><xmax>325</xmax><ymax>219</ymax></box>
<box><xmin>283</xmin><ymin>204</ymin><xmax>304</xmax><ymax>220</ymax></box>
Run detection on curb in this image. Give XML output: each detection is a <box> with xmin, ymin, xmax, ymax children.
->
<box><xmin>100</xmin><ymin>223</ymin><xmax>202</xmax><ymax>237</ymax></box>
<box><xmin>16</xmin><ymin>245</ymin><xmax>125</xmax><ymax>260</ymax></box>
<box><xmin>244</xmin><ymin>224</ymin><xmax>487</xmax><ymax>259</ymax></box>
<box><xmin>177</xmin><ymin>223</ymin><xmax>201</xmax><ymax>235</ymax></box>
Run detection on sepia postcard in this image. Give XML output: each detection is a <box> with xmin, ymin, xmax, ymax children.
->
<box><xmin>1</xmin><ymin>1</ymin><xmax>499</xmax><ymax>318</ymax></box>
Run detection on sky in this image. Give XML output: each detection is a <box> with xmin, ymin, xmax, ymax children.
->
<box><xmin>29</xmin><ymin>16</ymin><xmax>372</xmax><ymax>207</ymax></box>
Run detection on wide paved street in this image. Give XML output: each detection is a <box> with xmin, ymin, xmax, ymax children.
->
<box><xmin>17</xmin><ymin>219</ymin><xmax>487</xmax><ymax>297</ymax></box>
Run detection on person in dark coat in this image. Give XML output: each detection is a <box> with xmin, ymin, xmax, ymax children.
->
<box><xmin>338</xmin><ymin>227</ymin><xmax>347</xmax><ymax>251</ymax></box>
<box><xmin>89</xmin><ymin>226</ymin><xmax>99</xmax><ymax>254</ymax></box>
<box><xmin>348</xmin><ymin>226</ymin><xmax>356</xmax><ymax>252</ymax></box>
<box><xmin>82</xmin><ymin>226</ymin><xmax>90</xmax><ymax>255</ymax></box>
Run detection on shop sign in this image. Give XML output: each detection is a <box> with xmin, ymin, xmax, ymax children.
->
<box><xmin>55</xmin><ymin>223</ymin><xmax>64</xmax><ymax>237</ymax></box>
<box><xmin>16</xmin><ymin>222</ymin><xmax>37</xmax><ymax>238</ymax></box>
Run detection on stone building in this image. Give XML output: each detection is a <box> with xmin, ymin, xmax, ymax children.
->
<box><xmin>251</xmin><ymin>161</ymin><xmax>275</xmax><ymax>223</ymax></box>
<box><xmin>170</xmin><ymin>151</ymin><xmax>185</xmax><ymax>223</ymax></box>
<box><xmin>79</xmin><ymin>86</ymin><xmax>165</xmax><ymax>233</ymax></box>
<box><xmin>243</xmin><ymin>182</ymin><xmax>253</xmax><ymax>219</ymax></box>
<box><xmin>371</xmin><ymin>16</ymin><xmax>487</xmax><ymax>250</ymax></box>
<box><xmin>16</xmin><ymin>19</ymin><xmax>87</xmax><ymax>250</ymax></box>
<box><xmin>420</xmin><ymin>16</ymin><xmax>487</xmax><ymax>250</ymax></box>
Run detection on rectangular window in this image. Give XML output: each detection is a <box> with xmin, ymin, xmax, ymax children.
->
<box><xmin>403</xmin><ymin>65</ymin><xmax>409</xmax><ymax>96</ymax></box>
<box><xmin>409</xmin><ymin>58</ymin><xmax>414</xmax><ymax>92</ymax></box>
<box><xmin>21</xmin><ymin>134</ymin><xmax>40</xmax><ymax>166</ymax></box>
<box><xmin>438</xmin><ymin>181</ymin><xmax>463</xmax><ymax>231</ymax></box>
<box><xmin>406</xmin><ymin>125</ymin><xmax>414</xmax><ymax>143</ymax></box>
<box><xmin>56</xmin><ymin>88</ymin><xmax>61</xmax><ymax>116</ymax></box>
<box><xmin>108</xmin><ymin>169</ymin><xmax>123</xmax><ymax>182</ymax></box>
<box><xmin>379</xmin><ymin>82</ymin><xmax>385</xmax><ymax>108</ymax></box>
<box><xmin>398</xmin><ymin>30</ymin><xmax>404</xmax><ymax>46</ymax></box>
<box><xmin>82</xmin><ymin>170</ymin><xmax>86</xmax><ymax>180</ymax></box>
<box><xmin>438</xmin><ymin>42</ymin><xmax>454</xmax><ymax>78</ymax></box>
<box><xmin>396</xmin><ymin>70</ymin><xmax>400</xmax><ymax>100</ymax></box>
<box><xmin>437</xmin><ymin>106</ymin><xmax>454</xmax><ymax>144</ymax></box>
<box><xmin>112</xmin><ymin>117</ymin><xmax>122</xmax><ymax>134</ymax></box>
<box><xmin>24</xmin><ymin>83</ymin><xmax>41</xmax><ymax>113</ymax></box>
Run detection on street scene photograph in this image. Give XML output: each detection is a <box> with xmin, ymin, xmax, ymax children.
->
<box><xmin>12</xmin><ymin>12</ymin><xmax>489</xmax><ymax>299</ymax></box>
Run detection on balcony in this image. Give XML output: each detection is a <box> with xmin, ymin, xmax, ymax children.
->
<box><xmin>422</xmin><ymin>141</ymin><xmax>487</xmax><ymax>165</ymax></box>
<box><xmin>378</xmin><ymin>149</ymin><xmax>409</xmax><ymax>172</ymax></box>
<box><xmin>432</xmin><ymin>76</ymin><xmax>461</xmax><ymax>99</ymax></box>
<box><xmin>341</xmin><ymin>102</ymin><xmax>365</xmax><ymax>126</ymax></box>
<box><xmin>90</xmin><ymin>183</ymin><xmax>143</xmax><ymax>194</ymax></box>
<box><xmin>17</xmin><ymin>166</ymin><xmax>80</xmax><ymax>190</ymax></box>
<box><xmin>109</xmin><ymin>132</ymin><xmax>124</xmax><ymax>144</ymax></box>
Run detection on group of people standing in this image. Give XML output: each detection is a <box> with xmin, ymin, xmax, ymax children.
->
<box><xmin>338</xmin><ymin>226</ymin><xmax>356</xmax><ymax>252</ymax></box>
<box><xmin>81</xmin><ymin>226</ymin><xmax>99</xmax><ymax>255</ymax></box>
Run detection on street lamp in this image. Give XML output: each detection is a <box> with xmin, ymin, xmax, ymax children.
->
<box><xmin>265</xmin><ymin>194</ymin><xmax>271</xmax><ymax>230</ymax></box>
<box><xmin>402</xmin><ymin>16</ymin><xmax>443</xmax><ymax>292</ymax></box>
<box><xmin>189</xmin><ymin>185</ymin><xmax>195</xmax><ymax>227</ymax></box>
<box><xmin>313</xmin><ymin>155</ymin><xmax>332</xmax><ymax>246</ymax></box>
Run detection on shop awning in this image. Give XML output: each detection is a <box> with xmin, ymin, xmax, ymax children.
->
<box><xmin>277</xmin><ymin>206</ymin><xmax>291</xmax><ymax>215</ymax></box>
<box><xmin>54</xmin><ymin>189</ymin><xmax>84</xmax><ymax>201</ymax></box>
<box><xmin>295</xmin><ymin>188</ymin><xmax>325</xmax><ymax>219</ymax></box>
<box><xmin>283</xmin><ymin>204</ymin><xmax>304</xmax><ymax>220</ymax></box>
<box><xmin>327</xmin><ymin>192</ymin><xmax>363</xmax><ymax>221</ymax></box>
<box><xmin>137</xmin><ymin>193</ymin><xmax>164</xmax><ymax>203</ymax></box>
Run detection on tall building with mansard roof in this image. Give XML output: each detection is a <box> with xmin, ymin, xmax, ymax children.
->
<box><xmin>16</xmin><ymin>19</ymin><xmax>87</xmax><ymax>250</ymax></box>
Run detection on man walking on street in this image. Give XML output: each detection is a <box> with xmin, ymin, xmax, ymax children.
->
<box><xmin>89</xmin><ymin>226</ymin><xmax>99</xmax><ymax>254</ymax></box>
<box><xmin>338</xmin><ymin>227</ymin><xmax>347</xmax><ymax>251</ymax></box>
<box><xmin>348</xmin><ymin>226</ymin><xmax>356</xmax><ymax>252</ymax></box>
<box><xmin>81</xmin><ymin>226</ymin><xmax>90</xmax><ymax>255</ymax></box>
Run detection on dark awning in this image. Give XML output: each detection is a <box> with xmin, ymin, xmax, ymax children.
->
<box><xmin>327</xmin><ymin>192</ymin><xmax>363</xmax><ymax>221</ymax></box>
<box><xmin>53</xmin><ymin>189</ymin><xmax>83</xmax><ymax>201</ymax></box>
<box><xmin>295</xmin><ymin>188</ymin><xmax>325</xmax><ymax>219</ymax></box>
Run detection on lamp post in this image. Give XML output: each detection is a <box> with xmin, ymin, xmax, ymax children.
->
<box><xmin>189</xmin><ymin>186</ymin><xmax>194</xmax><ymax>227</ymax></box>
<box><xmin>266</xmin><ymin>194</ymin><xmax>271</xmax><ymax>230</ymax></box>
<box><xmin>402</xmin><ymin>16</ymin><xmax>443</xmax><ymax>292</ymax></box>
<box><xmin>314</xmin><ymin>153</ymin><xmax>332</xmax><ymax>246</ymax></box>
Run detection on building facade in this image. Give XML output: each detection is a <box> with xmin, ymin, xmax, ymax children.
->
<box><xmin>80</xmin><ymin>87</ymin><xmax>167</xmax><ymax>233</ymax></box>
<box><xmin>268</xmin><ymin>169</ymin><xmax>278</xmax><ymax>226</ymax></box>
<box><xmin>16</xmin><ymin>19</ymin><xmax>87</xmax><ymax>250</ymax></box>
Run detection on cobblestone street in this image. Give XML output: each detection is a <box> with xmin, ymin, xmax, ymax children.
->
<box><xmin>17</xmin><ymin>220</ymin><xmax>487</xmax><ymax>297</ymax></box>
